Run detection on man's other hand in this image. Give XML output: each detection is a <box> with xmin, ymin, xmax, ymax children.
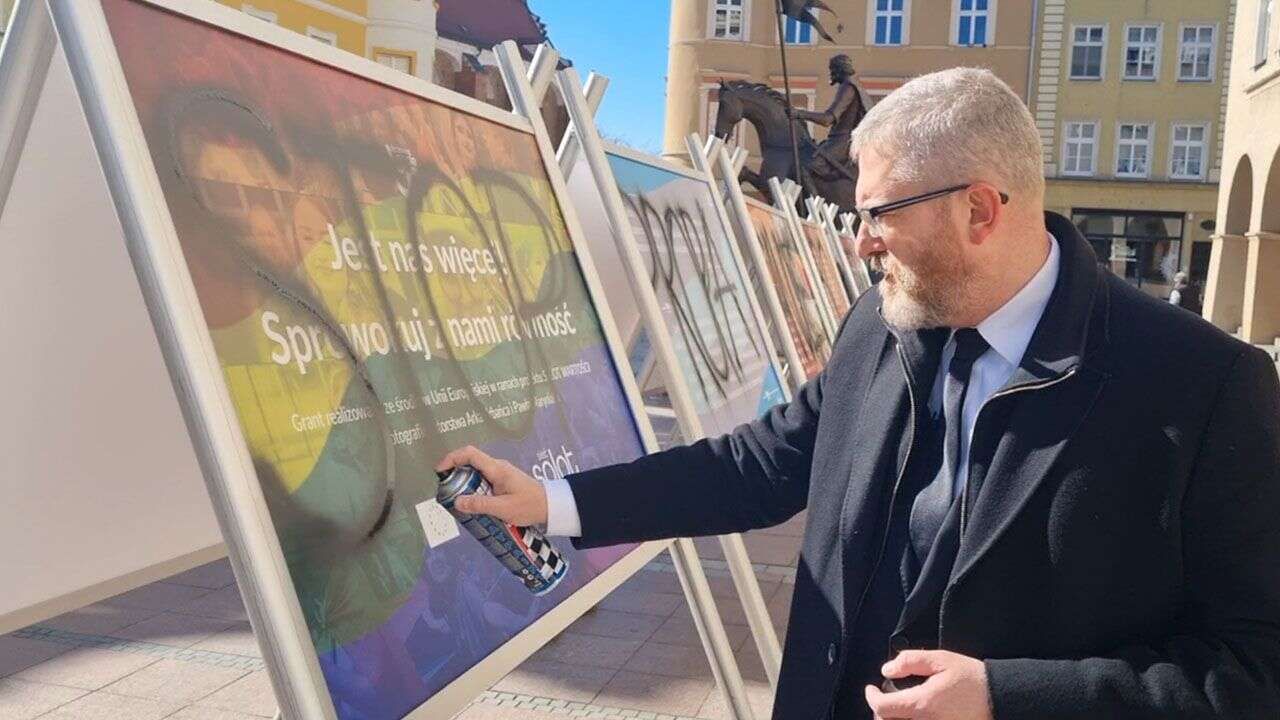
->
<box><xmin>864</xmin><ymin>650</ymin><xmax>993</xmax><ymax>720</ymax></box>
<box><xmin>435</xmin><ymin>446</ymin><xmax>548</xmax><ymax>527</ymax></box>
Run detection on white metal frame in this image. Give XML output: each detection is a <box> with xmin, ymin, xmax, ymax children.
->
<box><xmin>27</xmin><ymin>1</ymin><xmax>744</xmax><ymax>718</ymax></box>
<box><xmin>797</xmin><ymin>197</ymin><xmax>852</xmax><ymax>322</ymax></box>
<box><xmin>838</xmin><ymin>212</ymin><xmax>875</xmax><ymax>296</ymax></box>
<box><xmin>743</xmin><ymin>188</ymin><xmax>837</xmax><ymax>374</ymax></box>
<box><xmin>687</xmin><ymin>133</ymin><xmax>798</xmax><ymax>411</ymax></box>
<box><xmin>705</xmin><ymin>142</ymin><xmax>809</xmax><ymax>391</ymax></box>
<box><xmin>557</xmin><ymin>68</ymin><xmax>787</xmax><ymax>708</ymax></box>
<box><xmin>809</xmin><ymin>196</ymin><xmax>861</xmax><ymax>305</ymax></box>
<box><xmin>772</xmin><ymin>178</ymin><xmax>839</xmax><ymax>341</ymax></box>
<box><xmin>0</xmin><ymin>0</ymin><xmax>57</xmax><ymax>219</ymax></box>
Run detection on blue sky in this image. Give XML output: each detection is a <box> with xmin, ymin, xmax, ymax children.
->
<box><xmin>529</xmin><ymin>1</ymin><xmax>672</xmax><ymax>154</ymax></box>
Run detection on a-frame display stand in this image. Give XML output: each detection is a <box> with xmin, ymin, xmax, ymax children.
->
<box><xmin>771</xmin><ymin>177</ymin><xmax>840</xmax><ymax>343</ymax></box>
<box><xmin>808</xmin><ymin>196</ymin><xmax>863</xmax><ymax>304</ymax></box>
<box><xmin>555</xmin><ymin>68</ymin><xmax>784</xmax><ymax>695</ymax></box>
<box><xmin>838</xmin><ymin>212</ymin><xmax>875</xmax><ymax>295</ymax></box>
<box><xmin>704</xmin><ymin>140</ymin><xmax>810</xmax><ymax>392</ymax></box>
<box><xmin>0</xmin><ymin>0</ymin><xmax>225</xmax><ymax>635</ymax></box>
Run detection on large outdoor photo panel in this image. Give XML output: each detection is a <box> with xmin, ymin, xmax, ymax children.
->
<box><xmin>836</xmin><ymin>213</ymin><xmax>874</xmax><ymax>296</ymax></box>
<box><xmin>568</xmin><ymin>145</ymin><xmax>786</xmax><ymax>444</ymax></box>
<box><xmin>90</xmin><ymin>1</ymin><xmax>655</xmax><ymax>717</ymax></box>
<box><xmin>799</xmin><ymin>219</ymin><xmax>852</xmax><ymax>322</ymax></box>
<box><xmin>742</xmin><ymin>198</ymin><xmax>832</xmax><ymax>380</ymax></box>
<box><xmin>712</xmin><ymin>167</ymin><xmax>800</xmax><ymax>393</ymax></box>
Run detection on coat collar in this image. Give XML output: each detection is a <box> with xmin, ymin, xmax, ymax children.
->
<box><xmin>877</xmin><ymin>211</ymin><xmax>1110</xmax><ymax>386</ymax></box>
<box><xmin>1006</xmin><ymin>212</ymin><xmax>1110</xmax><ymax>385</ymax></box>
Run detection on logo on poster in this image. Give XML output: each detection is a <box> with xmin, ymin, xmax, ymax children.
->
<box><xmin>531</xmin><ymin>445</ymin><xmax>580</xmax><ymax>482</ymax></box>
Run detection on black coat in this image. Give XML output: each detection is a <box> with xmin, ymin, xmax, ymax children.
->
<box><xmin>568</xmin><ymin>213</ymin><xmax>1280</xmax><ymax>719</ymax></box>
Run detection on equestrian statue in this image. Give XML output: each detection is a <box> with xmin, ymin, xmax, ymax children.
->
<box><xmin>713</xmin><ymin>54</ymin><xmax>867</xmax><ymax>214</ymax></box>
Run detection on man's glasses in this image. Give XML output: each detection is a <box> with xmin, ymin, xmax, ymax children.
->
<box><xmin>854</xmin><ymin>183</ymin><xmax>1010</xmax><ymax>236</ymax></box>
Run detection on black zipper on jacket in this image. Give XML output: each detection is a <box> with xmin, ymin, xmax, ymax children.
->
<box><xmin>830</xmin><ymin>338</ymin><xmax>919</xmax><ymax>720</ymax></box>
<box><xmin>957</xmin><ymin>368</ymin><xmax>1078</xmax><ymax>536</ymax></box>
<box><xmin>940</xmin><ymin>366</ymin><xmax>1079</xmax><ymax>641</ymax></box>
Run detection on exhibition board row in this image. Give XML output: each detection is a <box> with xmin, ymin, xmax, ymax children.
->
<box><xmin>0</xmin><ymin>1</ymin><xmax>871</xmax><ymax>719</ymax></box>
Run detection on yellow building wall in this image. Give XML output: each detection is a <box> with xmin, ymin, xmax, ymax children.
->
<box><xmin>666</xmin><ymin>0</ymin><xmax>1034</xmax><ymax>161</ymax></box>
<box><xmin>1036</xmin><ymin>0</ymin><xmax>1232</xmax><ymax>298</ymax></box>
<box><xmin>217</xmin><ymin>0</ymin><xmax>368</xmax><ymax>55</ymax></box>
<box><xmin>1049</xmin><ymin>0</ymin><xmax>1228</xmax><ymax>183</ymax></box>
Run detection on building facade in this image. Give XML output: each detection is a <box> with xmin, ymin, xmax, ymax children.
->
<box><xmin>664</xmin><ymin>0</ymin><xmax>1036</xmax><ymax>165</ymax></box>
<box><xmin>666</xmin><ymin>0</ymin><xmax>1238</xmax><ymax>302</ymax></box>
<box><xmin>214</xmin><ymin>0</ymin><xmax>436</xmax><ymax>81</ymax></box>
<box><xmin>1203</xmin><ymin>0</ymin><xmax>1280</xmax><ymax>342</ymax></box>
<box><xmin>1033</xmin><ymin>0</ymin><xmax>1235</xmax><ymax>302</ymax></box>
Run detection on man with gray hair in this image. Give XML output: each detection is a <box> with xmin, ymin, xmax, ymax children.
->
<box><xmin>439</xmin><ymin>68</ymin><xmax>1280</xmax><ymax>718</ymax></box>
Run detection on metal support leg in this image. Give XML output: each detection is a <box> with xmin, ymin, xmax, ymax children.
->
<box><xmin>669</xmin><ymin>538</ymin><xmax>757</xmax><ymax>720</ymax></box>
<box><xmin>718</xmin><ymin>533</ymin><xmax>783</xmax><ymax>688</ymax></box>
<box><xmin>0</xmin><ymin>0</ymin><xmax>58</xmax><ymax>219</ymax></box>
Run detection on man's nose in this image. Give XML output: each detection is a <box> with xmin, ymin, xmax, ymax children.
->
<box><xmin>855</xmin><ymin>221</ymin><xmax>883</xmax><ymax>259</ymax></box>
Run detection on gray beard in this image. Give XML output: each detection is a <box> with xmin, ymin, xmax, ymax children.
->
<box><xmin>880</xmin><ymin>285</ymin><xmax>954</xmax><ymax>330</ymax></box>
<box><xmin>873</xmin><ymin>256</ymin><xmax>966</xmax><ymax>330</ymax></box>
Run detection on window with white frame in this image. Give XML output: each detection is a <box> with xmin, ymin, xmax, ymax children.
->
<box><xmin>785</xmin><ymin>12</ymin><xmax>818</xmax><ymax>44</ymax></box>
<box><xmin>1258</xmin><ymin>0</ymin><xmax>1275</xmax><ymax>67</ymax></box>
<box><xmin>1124</xmin><ymin>25</ymin><xmax>1161</xmax><ymax>80</ymax></box>
<box><xmin>1178</xmin><ymin>25</ymin><xmax>1216</xmax><ymax>80</ymax></box>
<box><xmin>241</xmin><ymin>4</ymin><xmax>277</xmax><ymax>23</ymax></box>
<box><xmin>955</xmin><ymin>0</ymin><xmax>992</xmax><ymax>47</ymax></box>
<box><xmin>1070</xmin><ymin>25</ymin><xmax>1106</xmax><ymax>79</ymax></box>
<box><xmin>1061</xmin><ymin>122</ymin><xmax>1099</xmax><ymax>177</ymax></box>
<box><xmin>375</xmin><ymin>52</ymin><xmax>414</xmax><ymax>75</ymax></box>
<box><xmin>1116</xmin><ymin>123</ymin><xmax>1153</xmax><ymax>178</ymax></box>
<box><xmin>307</xmin><ymin>27</ymin><xmax>338</xmax><ymax>47</ymax></box>
<box><xmin>872</xmin><ymin>0</ymin><xmax>907</xmax><ymax>46</ymax></box>
<box><xmin>1170</xmin><ymin>124</ymin><xmax>1208</xmax><ymax>179</ymax></box>
<box><xmin>711</xmin><ymin>0</ymin><xmax>747</xmax><ymax>40</ymax></box>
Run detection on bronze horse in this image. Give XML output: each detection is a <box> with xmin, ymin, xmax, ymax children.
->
<box><xmin>713</xmin><ymin>80</ymin><xmax>858</xmax><ymax>214</ymax></box>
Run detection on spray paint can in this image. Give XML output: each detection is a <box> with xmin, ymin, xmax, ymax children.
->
<box><xmin>435</xmin><ymin>465</ymin><xmax>568</xmax><ymax>596</ymax></box>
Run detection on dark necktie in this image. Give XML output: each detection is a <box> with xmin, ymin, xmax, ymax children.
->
<box><xmin>909</xmin><ymin>328</ymin><xmax>989</xmax><ymax>565</ymax></box>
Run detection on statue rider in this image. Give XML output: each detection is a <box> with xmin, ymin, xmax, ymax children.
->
<box><xmin>791</xmin><ymin>54</ymin><xmax>868</xmax><ymax>178</ymax></box>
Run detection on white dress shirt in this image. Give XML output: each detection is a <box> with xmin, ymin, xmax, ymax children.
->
<box><xmin>545</xmin><ymin>234</ymin><xmax>1061</xmax><ymax>536</ymax></box>
<box><xmin>929</xmin><ymin>233</ymin><xmax>1060</xmax><ymax>497</ymax></box>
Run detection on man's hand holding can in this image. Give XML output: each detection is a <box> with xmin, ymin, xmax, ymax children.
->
<box><xmin>434</xmin><ymin>446</ymin><xmax>549</xmax><ymax>528</ymax></box>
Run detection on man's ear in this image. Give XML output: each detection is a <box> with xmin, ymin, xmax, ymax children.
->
<box><xmin>967</xmin><ymin>184</ymin><xmax>1003</xmax><ymax>245</ymax></box>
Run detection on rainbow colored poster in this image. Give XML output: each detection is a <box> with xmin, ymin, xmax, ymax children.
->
<box><xmin>101</xmin><ymin>1</ymin><xmax>645</xmax><ymax>717</ymax></box>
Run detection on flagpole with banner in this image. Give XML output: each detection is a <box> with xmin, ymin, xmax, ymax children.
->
<box><xmin>772</xmin><ymin>0</ymin><xmax>805</xmax><ymax>195</ymax></box>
